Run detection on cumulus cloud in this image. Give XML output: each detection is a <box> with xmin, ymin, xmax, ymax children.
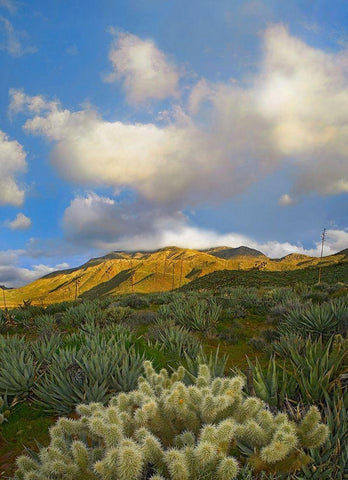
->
<box><xmin>15</xmin><ymin>24</ymin><xmax>348</xmax><ymax>209</ymax></box>
<box><xmin>105</xmin><ymin>31</ymin><xmax>180</xmax><ymax>103</ymax></box>
<box><xmin>10</xmin><ymin>26</ymin><xmax>348</xmax><ymax>257</ymax></box>
<box><xmin>62</xmin><ymin>192</ymin><xmax>348</xmax><ymax>259</ymax></box>
<box><xmin>63</xmin><ymin>192</ymin><xmax>185</xmax><ymax>245</ymax></box>
<box><xmin>0</xmin><ymin>130</ymin><xmax>27</xmax><ymax>206</ymax></box>
<box><xmin>0</xmin><ymin>15</ymin><xmax>36</xmax><ymax>56</ymax></box>
<box><xmin>255</xmin><ymin>24</ymin><xmax>348</xmax><ymax>198</ymax></box>
<box><xmin>323</xmin><ymin>229</ymin><xmax>348</xmax><ymax>254</ymax></box>
<box><xmin>0</xmin><ymin>248</ymin><xmax>70</xmax><ymax>287</ymax></box>
<box><xmin>5</xmin><ymin>212</ymin><xmax>31</xmax><ymax>230</ymax></box>
<box><xmin>9</xmin><ymin>79</ymin><xmax>278</xmax><ymax>206</ymax></box>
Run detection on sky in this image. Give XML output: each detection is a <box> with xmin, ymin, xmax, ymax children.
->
<box><xmin>1</xmin><ymin>0</ymin><xmax>348</xmax><ymax>286</ymax></box>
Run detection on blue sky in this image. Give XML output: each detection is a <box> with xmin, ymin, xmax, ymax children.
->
<box><xmin>1</xmin><ymin>0</ymin><xmax>348</xmax><ymax>286</ymax></box>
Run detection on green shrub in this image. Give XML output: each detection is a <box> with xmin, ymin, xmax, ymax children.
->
<box><xmin>35</xmin><ymin>314</ymin><xmax>57</xmax><ymax>336</ymax></box>
<box><xmin>0</xmin><ymin>395</ymin><xmax>11</xmax><ymax>424</ymax></box>
<box><xmin>126</xmin><ymin>310</ymin><xmax>158</xmax><ymax>329</ymax></box>
<box><xmin>31</xmin><ymin>334</ymin><xmax>62</xmax><ymax>363</ymax></box>
<box><xmin>149</xmin><ymin>323</ymin><xmax>201</xmax><ymax>358</ymax></box>
<box><xmin>120</xmin><ymin>294</ymin><xmax>149</xmax><ymax>309</ymax></box>
<box><xmin>184</xmin><ymin>346</ymin><xmax>229</xmax><ymax>380</ymax></box>
<box><xmin>101</xmin><ymin>306</ymin><xmax>131</xmax><ymax>324</ymax></box>
<box><xmin>285</xmin><ymin>336</ymin><xmax>346</xmax><ymax>404</ymax></box>
<box><xmin>0</xmin><ymin>348</ymin><xmax>37</xmax><ymax>398</ymax></box>
<box><xmin>245</xmin><ymin>357</ymin><xmax>297</xmax><ymax>409</ymax></box>
<box><xmin>45</xmin><ymin>301</ymin><xmax>74</xmax><ymax>315</ymax></box>
<box><xmin>248</xmin><ymin>337</ymin><xmax>267</xmax><ymax>351</ymax></box>
<box><xmin>61</xmin><ymin>302</ymin><xmax>100</xmax><ymax>327</ymax></box>
<box><xmin>160</xmin><ymin>295</ymin><xmax>222</xmax><ymax>333</ymax></box>
<box><xmin>280</xmin><ymin>298</ymin><xmax>348</xmax><ymax>339</ymax></box>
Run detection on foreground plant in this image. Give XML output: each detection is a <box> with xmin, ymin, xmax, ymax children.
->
<box><xmin>13</xmin><ymin>361</ymin><xmax>328</xmax><ymax>480</ymax></box>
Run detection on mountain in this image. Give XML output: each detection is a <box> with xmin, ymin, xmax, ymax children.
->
<box><xmin>2</xmin><ymin>246</ymin><xmax>348</xmax><ymax>306</ymax></box>
<box><xmin>204</xmin><ymin>246</ymin><xmax>266</xmax><ymax>259</ymax></box>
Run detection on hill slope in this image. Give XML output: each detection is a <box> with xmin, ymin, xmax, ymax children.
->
<box><xmin>3</xmin><ymin>245</ymin><xmax>348</xmax><ymax>305</ymax></box>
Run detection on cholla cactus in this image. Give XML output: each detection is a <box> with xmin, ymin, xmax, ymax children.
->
<box><xmin>13</xmin><ymin>361</ymin><xmax>328</xmax><ymax>480</ymax></box>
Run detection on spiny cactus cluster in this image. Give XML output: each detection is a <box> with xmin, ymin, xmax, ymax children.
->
<box><xmin>13</xmin><ymin>361</ymin><xmax>328</xmax><ymax>480</ymax></box>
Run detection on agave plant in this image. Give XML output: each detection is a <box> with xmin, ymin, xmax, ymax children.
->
<box><xmin>184</xmin><ymin>345</ymin><xmax>229</xmax><ymax>382</ymax></box>
<box><xmin>245</xmin><ymin>356</ymin><xmax>297</xmax><ymax>409</ymax></box>
<box><xmin>266</xmin><ymin>287</ymin><xmax>299</xmax><ymax>306</ymax></box>
<box><xmin>160</xmin><ymin>295</ymin><xmax>222</xmax><ymax>333</ymax></box>
<box><xmin>109</xmin><ymin>346</ymin><xmax>145</xmax><ymax>392</ymax></box>
<box><xmin>35</xmin><ymin>314</ymin><xmax>57</xmax><ymax>336</ymax></box>
<box><xmin>0</xmin><ymin>348</ymin><xmax>37</xmax><ymax>398</ymax></box>
<box><xmin>30</xmin><ymin>334</ymin><xmax>62</xmax><ymax>363</ymax></box>
<box><xmin>153</xmin><ymin>324</ymin><xmax>202</xmax><ymax>358</ymax></box>
<box><xmin>272</xmin><ymin>333</ymin><xmax>307</xmax><ymax>358</ymax></box>
<box><xmin>0</xmin><ymin>309</ymin><xmax>5</xmax><ymax>331</ymax></box>
<box><xmin>34</xmin><ymin>336</ymin><xmax>145</xmax><ymax>414</ymax></box>
<box><xmin>61</xmin><ymin>302</ymin><xmax>100</xmax><ymax>326</ymax></box>
<box><xmin>287</xmin><ymin>336</ymin><xmax>346</xmax><ymax>404</ymax></box>
<box><xmin>280</xmin><ymin>298</ymin><xmax>348</xmax><ymax>339</ymax></box>
<box><xmin>34</xmin><ymin>347</ymin><xmax>109</xmax><ymax>414</ymax></box>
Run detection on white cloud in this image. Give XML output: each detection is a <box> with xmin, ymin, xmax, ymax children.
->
<box><xmin>0</xmin><ymin>264</ymin><xmax>61</xmax><ymax>287</ymax></box>
<box><xmin>95</xmin><ymin>223</ymin><xmax>312</xmax><ymax>258</ymax></box>
<box><xmin>10</xmin><ymin>26</ymin><xmax>348</xmax><ymax>254</ymax></box>
<box><xmin>62</xmin><ymin>192</ymin><xmax>348</xmax><ymax>259</ymax></box>
<box><xmin>5</xmin><ymin>212</ymin><xmax>31</xmax><ymax>230</ymax></box>
<box><xmin>323</xmin><ymin>229</ymin><xmax>348</xmax><ymax>255</ymax></box>
<box><xmin>9</xmin><ymin>88</ymin><xmax>58</xmax><ymax>115</ymax></box>
<box><xmin>255</xmin><ymin>24</ymin><xmax>348</xmax><ymax>197</ymax></box>
<box><xmin>278</xmin><ymin>193</ymin><xmax>294</xmax><ymax>206</ymax></box>
<box><xmin>0</xmin><ymin>248</ymin><xmax>70</xmax><ymax>287</ymax></box>
<box><xmin>105</xmin><ymin>32</ymin><xmax>180</xmax><ymax>103</ymax></box>
<box><xmin>0</xmin><ymin>15</ymin><xmax>36</xmax><ymax>56</ymax></box>
<box><xmin>0</xmin><ymin>130</ymin><xmax>27</xmax><ymax>206</ymax></box>
<box><xmin>94</xmin><ymin>224</ymin><xmax>348</xmax><ymax>259</ymax></box>
<box><xmin>55</xmin><ymin>262</ymin><xmax>69</xmax><ymax>269</ymax></box>
<box><xmin>63</xmin><ymin>192</ymin><xmax>185</xmax><ymax>245</ymax></box>
<box><xmin>10</xmin><ymin>82</ymin><xmax>279</xmax><ymax>206</ymax></box>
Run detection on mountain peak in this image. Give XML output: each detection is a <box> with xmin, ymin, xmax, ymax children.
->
<box><xmin>205</xmin><ymin>246</ymin><xmax>265</xmax><ymax>259</ymax></box>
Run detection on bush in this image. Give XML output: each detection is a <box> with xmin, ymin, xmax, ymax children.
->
<box><xmin>101</xmin><ymin>306</ymin><xmax>131</xmax><ymax>324</ymax></box>
<box><xmin>279</xmin><ymin>299</ymin><xmax>348</xmax><ymax>339</ymax></box>
<box><xmin>126</xmin><ymin>310</ymin><xmax>158</xmax><ymax>329</ymax></box>
<box><xmin>35</xmin><ymin>314</ymin><xmax>57</xmax><ymax>336</ymax></box>
<box><xmin>61</xmin><ymin>302</ymin><xmax>100</xmax><ymax>327</ymax></box>
<box><xmin>160</xmin><ymin>295</ymin><xmax>222</xmax><ymax>333</ymax></box>
<box><xmin>12</xmin><ymin>362</ymin><xmax>328</xmax><ymax>479</ymax></box>
<box><xmin>245</xmin><ymin>357</ymin><xmax>297</xmax><ymax>409</ymax></box>
<box><xmin>148</xmin><ymin>323</ymin><xmax>201</xmax><ymax>358</ymax></box>
<box><xmin>248</xmin><ymin>337</ymin><xmax>267</xmax><ymax>351</ymax></box>
<box><xmin>120</xmin><ymin>294</ymin><xmax>149</xmax><ymax>309</ymax></box>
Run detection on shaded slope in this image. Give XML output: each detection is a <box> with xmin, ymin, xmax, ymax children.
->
<box><xmin>180</xmin><ymin>262</ymin><xmax>348</xmax><ymax>291</ymax></box>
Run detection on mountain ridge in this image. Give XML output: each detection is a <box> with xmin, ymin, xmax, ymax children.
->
<box><xmin>2</xmin><ymin>245</ymin><xmax>348</xmax><ymax>306</ymax></box>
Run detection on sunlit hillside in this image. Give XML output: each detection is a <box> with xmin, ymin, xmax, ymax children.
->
<box><xmin>3</xmin><ymin>246</ymin><xmax>348</xmax><ymax>306</ymax></box>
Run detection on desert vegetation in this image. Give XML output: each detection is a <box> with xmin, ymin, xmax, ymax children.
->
<box><xmin>0</xmin><ymin>281</ymin><xmax>347</xmax><ymax>478</ymax></box>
